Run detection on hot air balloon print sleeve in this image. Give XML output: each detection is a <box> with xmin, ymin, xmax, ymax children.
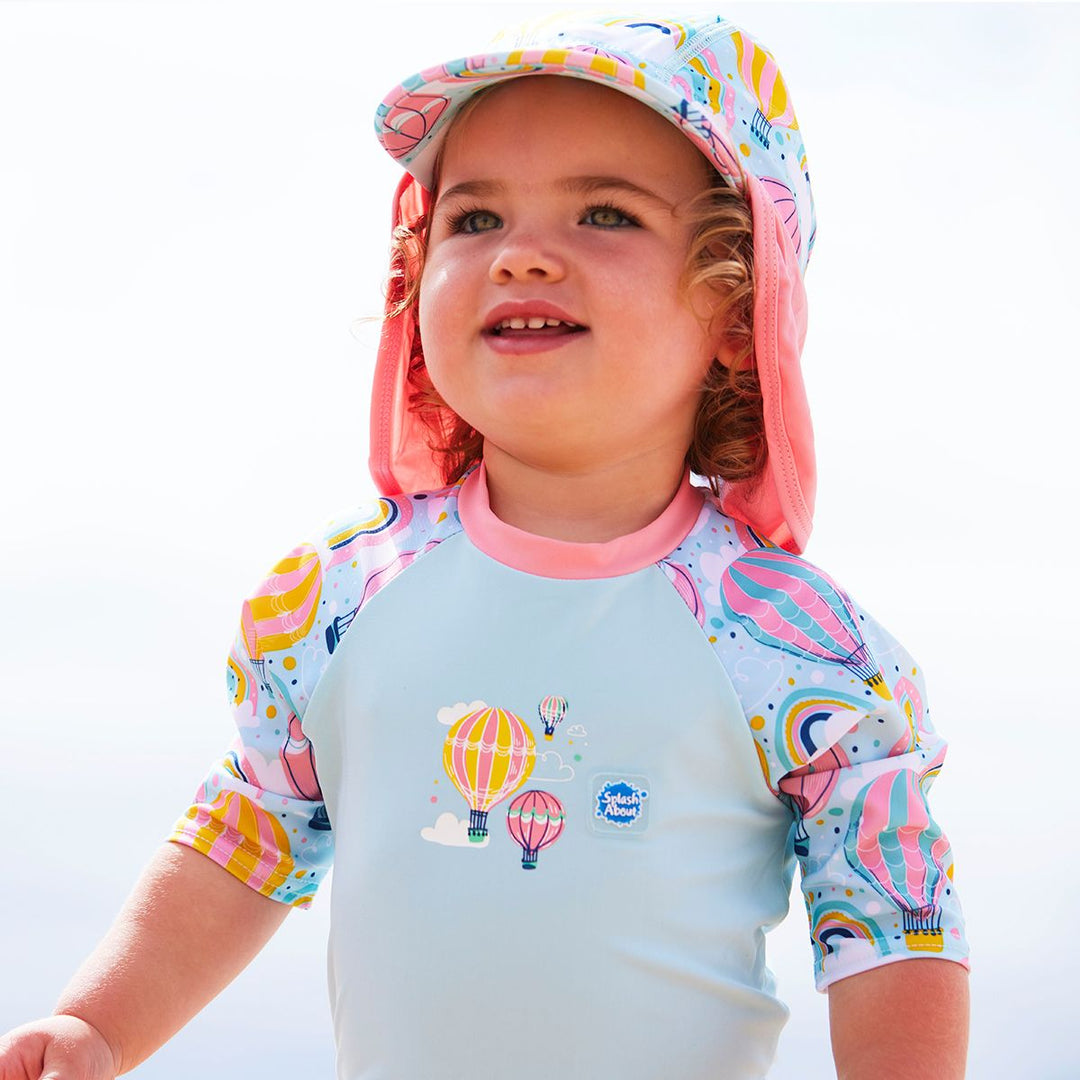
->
<box><xmin>168</xmin><ymin>541</ymin><xmax>335</xmax><ymax>908</ymax></box>
<box><xmin>168</xmin><ymin>486</ymin><xmax>459</xmax><ymax>908</ymax></box>
<box><xmin>711</xmin><ymin>546</ymin><xmax>969</xmax><ymax>990</ymax></box>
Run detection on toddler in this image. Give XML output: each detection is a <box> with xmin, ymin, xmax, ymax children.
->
<box><xmin>0</xmin><ymin>10</ymin><xmax>970</xmax><ymax>1079</ymax></box>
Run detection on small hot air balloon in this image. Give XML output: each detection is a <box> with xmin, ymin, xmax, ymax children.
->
<box><xmin>779</xmin><ymin>744</ymin><xmax>849</xmax><ymax>858</ymax></box>
<box><xmin>721</xmin><ymin>550</ymin><xmax>893</xmax><ymax>700</ymax></box>
<box><xmin>263</xmin><ymin>670</ymin><xmax>323</xmax><ymax>802</ymax></box>
<box><xmin>890</xmin><ymin>674</ymin><xmax>934</xmax><ymax>755</ymax></box>
<box><xmin>240</xmin><ymin>544</ymin><xmax>323</xmax><ymax>693</ymax></box>
<box><xmin>281</xmin><ymin>712</ymin><xmax>322</xmax><ymax>802</ymax></box>
<box><xmin>732</xmin><ymin>30</ymin><xmax>798</xmax><ymax>149</ymax></box>
<box><xmin>538</xmin><ymin>695</ymin><xmax>568</xmax><ymax>741</ymax></box>
<box><xmin>844</xmin><ymin>769</ymin><xmax>953</xmax><ymax>953</ymax></box>
<box><xmin>759</xmin><ymin>176</ymin><xmax>802</xmax><ymax>258</ymax></box>
<box><xmin>443</xmin><ymin>706</ymin><xmax>536</xmax><ymax>842</ymax></box>
<box><xmin>378</xmin><ymin>91</ymin><xmax>452</xmax><ymax>159</ymax></box>
<box><xmin>506</xmin><ymin>790</ymin><xmax>565</xmax><ymax>870</ymax></box>
<box><xmin>661</xmin><ymin>561</ymin><xmax>705</xmax><ymax>626</ymax></box>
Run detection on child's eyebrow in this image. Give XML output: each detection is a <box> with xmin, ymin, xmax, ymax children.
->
<box><xmin>435</xmin><ymin>176</ymin><xmax>675</xmax><ymax>211</ymax></box>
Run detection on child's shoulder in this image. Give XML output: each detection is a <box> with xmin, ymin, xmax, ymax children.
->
<box><xmin>315</xmin><ymin>479</ymin><xmax>465</xmax><ymax>565</ymax></box>
<box><xmin>236</xmin><ymin>481</ymin><xmax>466</xmax><ymax>668</ymax></box>
<box><xmin>671</xmin><ymin>487</ymin><xmax>893</xmax><ymax>658</ymax></box>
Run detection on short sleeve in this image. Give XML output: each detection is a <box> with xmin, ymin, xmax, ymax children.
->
<box><xmin>714</xmin><ymin>546</ymin><xmax>970</xmax><ymax>989</ymax></box>
<box><xmin>169</xmin><ymin>542</ymin><xmax>335</xmax><ymax>908</ymax></box>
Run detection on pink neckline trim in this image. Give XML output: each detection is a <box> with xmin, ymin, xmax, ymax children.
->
<box><xmin>458</xmin><ymin>464</ymin><xmax>706</xmax><ymax>579</ymax></box>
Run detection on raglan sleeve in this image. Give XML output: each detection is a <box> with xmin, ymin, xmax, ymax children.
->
<box><xmin>168</xmin><ymin>540</ymin><xmax>335</xmax><ymax>908</ymax></box>
<box><xmin>717</xmin><ymin>548</ymin><xmax>970</xmax><ymax>990</ymax></box>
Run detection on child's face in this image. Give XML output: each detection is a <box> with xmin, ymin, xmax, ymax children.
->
<box><xmin>419</xmin><ymin>76</ymin><xmax>717</xmax><ymax>475</ymax></box>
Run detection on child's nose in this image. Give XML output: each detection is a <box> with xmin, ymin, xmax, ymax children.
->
<box><xmin>488</xmin><ymin>233</ymin><xmax>567</xmax><ymax>284</ymax></box>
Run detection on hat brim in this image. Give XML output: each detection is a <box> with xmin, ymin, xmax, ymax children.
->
<box><xmin>375</xmin><ymin>47</ymin><xmax>746</xmax><ymax>191</ymax></box>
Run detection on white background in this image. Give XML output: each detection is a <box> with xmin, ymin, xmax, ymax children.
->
<box><xmin>1</xmin><ymin>2</ymin><xmax>1077</xmax><ymax>1077</ymax></box>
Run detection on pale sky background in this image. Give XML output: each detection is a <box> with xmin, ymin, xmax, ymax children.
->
<box><xmin>1</xmin><ymin>2</ymin><xmax>1077</xmax><ymax>1077</ymax></box>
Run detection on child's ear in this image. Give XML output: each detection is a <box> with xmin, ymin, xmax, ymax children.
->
<box><xmin>713</xmin><ymin>339</ymin><xmax>738</xmax><ymax>370</ymax></box>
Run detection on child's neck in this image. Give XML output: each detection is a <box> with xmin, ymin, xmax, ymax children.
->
<box><xmin>481</xmin><ymin>444</ymin><xmax>689</xmax><ymax>543</ymax></box>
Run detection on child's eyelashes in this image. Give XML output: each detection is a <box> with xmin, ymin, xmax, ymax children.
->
<box><xmin>447</xmin><ymin>207</ymin><xmax>502</xmax><ymax>234</ymax></box>
<box><xmin>580</xmin><ymin>204</ymin><xmax>640</xmax><ymax>229</ymax></box>
<box><xmin>440</xmin><ymin>202</ymin><xmax>642</xmax><ymax>235</ymax></box>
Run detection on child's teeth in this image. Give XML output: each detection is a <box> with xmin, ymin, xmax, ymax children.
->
<box><xmin>495</xmin><ymin>316</ymin><xmax>577</xmax><ymax>331</ymax></box>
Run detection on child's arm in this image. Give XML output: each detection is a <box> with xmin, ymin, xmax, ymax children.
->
<box><xmin>0</xmin><ymin>842</ymin><xmax>289</xmax><ymax>1078</ymax></box>
<box><xmin>828</xmin><ymin>959</ymin><xmax>970</xmax><ymax>1079</ymax></box>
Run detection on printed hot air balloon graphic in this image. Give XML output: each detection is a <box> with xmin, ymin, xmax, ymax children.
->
<box><xmin>661</xmin><ymin>560</ymin><xmax>705</xmax><ymax>626</ymax></box>
<box><xmin>175</xmin><ymin>789</ymin><xmax>294</xmax><ymax>897</ymax></box>
<box><xmin>844</xmin><ymin>769</ymin><xmax>954</xmax><ymax>953</ymax></box>
<box><xmin>443</xmin><ymin>706</ymin><xmax>536</xmax><ymax>842</ymax></box>
<box><xmin>538</xmin><ymin>695</ymin><xmax>568</xmax><ymax>741</ymax></box>
<box><xmin>720</xmin><ymin>550</ymin><xmax>893</xmax><ymax>700</ymax></box>
<box><xmin>262</xmin><ymin>668</ymin><xmax>323</xmax><ymax>802</ymax></box>
<box><xmin>326</xmin><ymin>542</ymin><xmax>445</xmax><ymax>654</ymax></box>
<box><xmin>378</xmin><ymin>91</ymin><xmax>451</xmax><ymax>159</ymax></box>
<box><xmin>280</xmin><ymin>712</ymin><xmax>322</xmax><ymax>801</ymax></box>
<box><xmin>779</xmin><ymin>745</ymin><xmax>849</xmax><ymax>858</ymax></box>
<box><xmin>240</xmin><ymin>544</ymin><xmax>323</xmax><ymax>693</ymax></box>
<box><xmin>732</xmin><ymin>30</ymin><xmax>798</xmax><ymax>149</ymax></box>
<box><xmin>506</xmin><ymin>790</ymin><xmax>565</xmax><ymax>870</ymax></box>
<box><xmin>759</xmin><ymin>175</ymin><xmax>802</xmax><ymax>258</ymax></box>
<box><xmin>890</xmin><ymin>674</ymin><xmax>933</xmax><ymax>755</ymax></box>
<box><xmin>917</xmin><ymin>741</ymin><xmax>947</xmax><ymax>798</ymax></box>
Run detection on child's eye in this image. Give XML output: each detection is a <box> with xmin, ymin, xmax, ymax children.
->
<box><xmin>582</xmin><ymin>205</ymin><xmax>639</xmax><ymax>229</ymax></box>
<box><xmin>449</xmin><ymin>208</ymin><xmax>502</xmax><ymax>234</ymax></box>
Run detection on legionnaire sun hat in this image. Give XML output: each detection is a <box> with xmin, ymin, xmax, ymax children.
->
<box><xmin>369</xmin><ymin>10</ymin><xmax>818</xmax><ymax>553</ymax></box>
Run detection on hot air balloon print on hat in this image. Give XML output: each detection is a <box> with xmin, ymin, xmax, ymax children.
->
<box><xmin>538</xmin><ymin>695</ymin><xmax>568</xmax><ymax>741</ymax></box>
<box><xmin>732</xmin><ymin>30</ymin><xmax>798</xmax><ymax>150</ymax></box>
<box><xmin>240</xmin><ymin>544</ymin><xmax>323</xmax><ymax>693</ymax></box>
<box><xmin>720</xmin><ymin>550</ymin><xmax>893</xmax><ymax>700</ymax></box>
<box><xmin>443</xmin><ymin>706</ymin><xmax>536</xmax><ymax>842</ymax></box>
<box><xmin>379</xmin><ymin>88</ymin><xmax>451</xmax><ymax>159</ymax></box>
<box><xmin>506</xmin><ymin>790</ymin><xmax>565</xmax><ymax>870</ymax></box>
<box><xmin>844</xmin><ymin>769</ymin><xmax>954</xmax><ymax>953</ymax></box>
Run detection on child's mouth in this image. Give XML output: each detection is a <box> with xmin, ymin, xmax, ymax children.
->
<box><xmin>488</xmin><ymin>317</ymin><xmax>586</xmax><ymax>337</ymax></box>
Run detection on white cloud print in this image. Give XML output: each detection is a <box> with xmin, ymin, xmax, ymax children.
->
<box><xmin>421</xmin><ymin>812</ymin><xmax>490</xmax><ymax>848</ymax></box>
<box><xmin>564</xmin><ymin>724</ymin><xmax>588</xmax><ymax>738</ymax></box>
<box><xmin>436</xmin><ymin>700</ymin><xmax>488</xmax><ymax>726</ymax></box>
<box><xmin>532</xmin><ymin>750</ymin><xmax>575</xmax><ymax>783</ymax></box>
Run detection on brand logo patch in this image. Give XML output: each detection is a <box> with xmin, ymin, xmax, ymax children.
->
<box><xmin>590</xmin><ymin>774</ymin><xmax>651</xmax><ymax>836</ymax></box>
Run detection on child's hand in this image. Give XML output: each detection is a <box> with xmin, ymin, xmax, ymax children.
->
<box><xmin>0</xmin><ymin>1015</ymin><xmax>119</xmax><ymax>1080</ymax></box>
